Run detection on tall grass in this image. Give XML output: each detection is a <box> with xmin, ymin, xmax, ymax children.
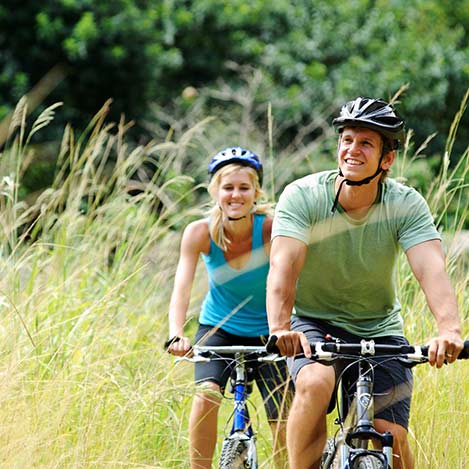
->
<box><xmin>392</xmin><ymin>90</ymin><xmax>469</xmax><ymax>468</ymax></box>
<box><xmin>0</xmin><ymin>95</ymin><xmax>467</xmax><ymax>468</ymax></box>
<box><xmin>0</xmin><ymin>99</ymin><xmax>209</xmax><ymax>467</ymax></box>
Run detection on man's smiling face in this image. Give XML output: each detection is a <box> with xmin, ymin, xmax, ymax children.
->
<box><xmin>338</xmin><ymin>127</ymin><xmax>389</xmax><ymax>182</ymax></box>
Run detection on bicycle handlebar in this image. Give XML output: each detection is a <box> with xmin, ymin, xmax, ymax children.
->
<box><xmin>195</xmin><ymin>345</ymin><xmax>276</xmax><ymax>355</ymax></box>
<box><xmin>266</xmin><ymin>335</ymin><xmax>469</xmax><ymax>362</ymax></box>
<box><xmin>176</xmin><ymin>344</ymin><xmax>285</xmax><ymax>363</ymax></box>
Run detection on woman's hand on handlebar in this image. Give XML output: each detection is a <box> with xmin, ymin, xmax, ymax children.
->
<box><xmin>166</xmin><ymin>336</ymin><xmax>192</xmax><ymax>356</ymax></box>
<box><xmin>268</xmin><ymin>330</ymin><xmax>311</xmax><ymax>358</ymax></box>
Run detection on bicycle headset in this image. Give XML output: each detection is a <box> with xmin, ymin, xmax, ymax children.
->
<box><xmin>208</xmin><ymin>146</ymin><xmax>263</xmax><ymax>186</ymax></box>
<box><xmin>330</xmin><ymin>97</ymin><xmax>406</xmax><ymax>213</ymax></box>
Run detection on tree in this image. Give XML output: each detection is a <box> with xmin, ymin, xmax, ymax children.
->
<box><xmin>0</xmin><ymin>0</ymin><xmax>184</xmax><ymax>135</ymax></box>
<box><xmin>1</xmin><ymin>0</ymin><xmax>468</xmax><ymax>198</ymax></box>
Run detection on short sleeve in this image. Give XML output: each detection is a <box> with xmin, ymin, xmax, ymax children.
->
<box><xmin>272</xmin><ymin>182</ymin><xmax>312</xmax><ymax>245</ymax></box>
<box><xmin>398</xmin><ymin>188</ymin><xmax>441</xmax><ymax>252</ymax></box>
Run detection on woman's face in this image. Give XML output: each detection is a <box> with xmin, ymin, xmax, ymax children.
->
<box><xmin>217</xmin><ymin>167</ymin><xmax>257</xmax><ymax>219</ymax></box>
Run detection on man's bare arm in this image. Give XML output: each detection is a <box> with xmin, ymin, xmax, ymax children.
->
<box><xmin>267</xmin><ymin>235</ymin><xmax>310</xmax><ymax>356</ymax></box>
<box><xmin>406</xmin><ymin>239</ymin><xmax>463</xmax><ymax>368</ymax></box>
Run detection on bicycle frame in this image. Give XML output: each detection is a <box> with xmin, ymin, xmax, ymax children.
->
<box><xmin>325</xmin><ymin>358</ymin><xmax>394</xmax><ymax>468</ymax></box>
<box><xmin>230</xmin><ymin>351</ymin><xmax>254</xmax><ymax>437</ymax></box>
<box><xmin>180</xmin><ymin>345</ymin><xmax>283</xmax><ymax>468</ymax></box>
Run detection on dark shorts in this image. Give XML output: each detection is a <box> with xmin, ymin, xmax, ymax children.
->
<box><xmin>288</xmin><ymin>316</ymin><xmax>413</xmax><ymax>429</ymax></box>
<box><xmin>194</xmin><ymin>324</ymin><xmax>293</xmax><ymax>421</ymax></box>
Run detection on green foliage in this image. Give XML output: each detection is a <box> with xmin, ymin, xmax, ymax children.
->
<box><xmin>0</xmin><ymin>1</ymin><xmax>183</xmax><ymax>132</ymax></box>
<box><xmin>2</xmin><ymin>0</ymin><xmax>469</xmax><ymax>153</ymax></box>
<box><xmin>163</xmin><ymin>0</ymin><xmax>469</xmax><ymax>153</ymax></box>
<box><xmin>1</xmin><ymin>0</ymin><xmax>469</xmax><ymax>228</ymax></box>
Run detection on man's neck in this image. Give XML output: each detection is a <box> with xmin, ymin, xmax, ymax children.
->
<box><xmin>335</xmin><ymin>176</ymin><xmax>380</xmax><ymax>217</ymax></box>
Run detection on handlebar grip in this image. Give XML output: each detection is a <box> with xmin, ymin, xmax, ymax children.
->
<box><xmin>164</xmin><ymin>336</ymin><xmax>181</xmax><ymax>350</ymax></box>
<box><xmin>266</xmin><ymin>335</ymin><xmax>281</xmax><ymax>354</ymax></box>
<box><xmin>420</xmin><ymin>340</ymin><xmax>469</xmax><ymax>360</ymax></box>
<box><xmin>458</xmin><ymin>340</ymin><xmax>469</xmax><ymax>360</ymax></box>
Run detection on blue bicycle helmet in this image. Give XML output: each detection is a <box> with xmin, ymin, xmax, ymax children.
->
<box><xmin>208</xmin><ymin>147</ymin><xmax>263</xmax><ymax>185</ymax></box>
<box><xmin>332</xmin><ymin>97</ymin><xmax>405</xmax><ymax>149</ymax></box>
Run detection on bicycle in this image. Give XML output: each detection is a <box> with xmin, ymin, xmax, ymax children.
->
<box><xmin>267</xmin><ymin>335</ymin><xmax>469</xmax><ymax>469</ymax></box>
<box><xmin>178</xmin><ymin>345</ymin><xmax>285</xmax><ymax>469</ymax></box>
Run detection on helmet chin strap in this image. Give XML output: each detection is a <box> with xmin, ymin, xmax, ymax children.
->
<box><xmin>220</xmin><ymin>202</ymin><xmax>257</xmax><ymax>221</ymax></box>
<box><xmin>331</xmin><ymin>157</ymin><xmax>384</xmax><ymax>214</ymax></box>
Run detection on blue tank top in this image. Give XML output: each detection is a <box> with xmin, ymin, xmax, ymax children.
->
<box><xmin>199</xmin><ymin>214</ymin><xmax>270</xmax><ymax>336</ymax></box>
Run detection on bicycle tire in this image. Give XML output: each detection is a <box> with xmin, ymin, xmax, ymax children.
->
<box><xmin>353</xmin><ymin>455</ymin><xmax>386</xmax><ymax>469</ymax></box>
<box><xmin>219</xmin><ymin>437</ymin><xmax>255</xmax><ymax>469</ymax></box>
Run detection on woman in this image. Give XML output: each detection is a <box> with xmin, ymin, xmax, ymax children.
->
<box><xmin>166</xmin><ymin>146</ymin><xmax>291</xmax><ymax>469</ymax></box>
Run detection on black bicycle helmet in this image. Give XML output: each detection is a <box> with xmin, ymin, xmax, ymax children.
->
<box><xmin>208</xmin><ymin>146</ymin><xmax>263</xmax><ymax>185</ymax></box>
<box><xmin>332</xmin><ymin>97</ymin><xmax>405</xmax><ymax>149</ymax></box>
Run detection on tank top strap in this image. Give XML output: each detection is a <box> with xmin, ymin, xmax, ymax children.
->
<box><xmin>207</xmin><ymin>237</ymin><xmax>224</xmax><ymax>265</ymax></box>
<box><xmin>252</xmin><ymin>214</ymin><xmax>266</xmax><ymax>250</ymax></box>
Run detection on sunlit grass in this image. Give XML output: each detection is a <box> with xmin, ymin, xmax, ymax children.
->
<box><xmin>0</xmin><ymin>95</ymin><xmax>467</xmax><ymax>467</ymax></box>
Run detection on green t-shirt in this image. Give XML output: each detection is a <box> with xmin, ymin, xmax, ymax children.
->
<box><xmin>272</xmin><ymin>170</ymin><xmax>441</xmax><ymax>337</ymax></box>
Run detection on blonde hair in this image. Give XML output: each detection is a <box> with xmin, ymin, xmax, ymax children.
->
<box><xmin>207</xmin><ymin>164</ymin><xmax>272</xmax><ymax>251</ymax></box>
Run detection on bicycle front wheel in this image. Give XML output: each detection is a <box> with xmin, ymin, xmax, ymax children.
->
<box><xmin>219</xmin><ymin>436</ymin><xmax>256</xmax><ymax>469</ymax></box>
<box><xmin>353</xmin><ymin>455</ymin><xmax>386</xmax><ymax>469</ymax></box>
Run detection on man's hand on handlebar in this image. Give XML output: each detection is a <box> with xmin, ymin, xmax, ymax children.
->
<box><xmin>268</xmin><ymin>330</ymin><xmax>312</xmax><ymax>358</ymax></box>
<box><xmin>427</xmin><ymin>332</ymin><xmax>464</xmax><ymax>369</ymax></box>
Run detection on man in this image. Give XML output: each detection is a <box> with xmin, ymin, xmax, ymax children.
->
<box><xmin>266</xmin><ymin>97</ymin><xmax>463</xmax><ymax>469</ymax></box>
